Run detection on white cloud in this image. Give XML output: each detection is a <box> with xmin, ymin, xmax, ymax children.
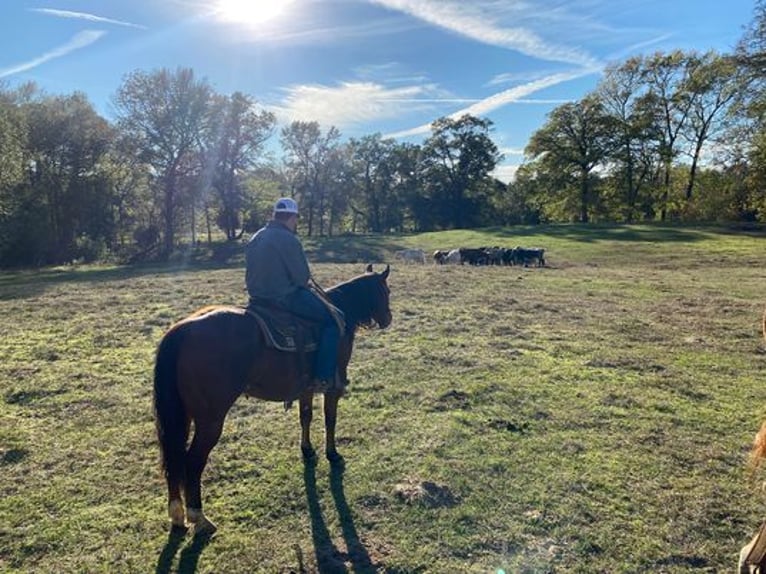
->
<box><xmin>492</xmin><ymin>162</ymin><xmax>520</xmax><ymax>183</ymax></box>
<box><xmin>31</xmin><ymin>8</ymin><xmax>147</xmax><ymax>29</ymax></box>
<box><xmin>0</xmin><ymin>30</ymin><xmax>107</xmax><ymax>78</ymax></box>
<box><xmin>271</xmin><ymin>81</ymin><xmax>447</xmax><ymax>128</ymax></box>
<box><xmin>499</xmin><ymin>147</ymin><xmax>525</xmax><ymax>157</ymax></box>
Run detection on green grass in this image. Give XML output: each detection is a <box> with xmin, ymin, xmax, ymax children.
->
<box><xmin>2</xmin><ymin>224</ymin><xmax>766</xmax><ymax>573</ymax></box>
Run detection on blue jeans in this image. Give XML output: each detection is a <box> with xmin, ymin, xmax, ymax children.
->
<box><xmin>283</xmin><ymin>288</ymin><xmax>343</xmax><ymax>381</ymax></box>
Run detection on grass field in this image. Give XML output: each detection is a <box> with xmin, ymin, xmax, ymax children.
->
<box><xmin>2</xmin><ymin>224</ymin><xmax>766</xmax><ymax>573</ymax></box>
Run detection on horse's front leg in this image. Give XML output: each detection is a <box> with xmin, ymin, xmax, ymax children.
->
<box><xmin>323</xmin><ymin>391</ymin><xmax>344</xmax><ymax>466</ymax></box>
<box><xmin>299</xmin><ymin>391</ymin><xmax>316</xmax><ymax>461</ymax></box>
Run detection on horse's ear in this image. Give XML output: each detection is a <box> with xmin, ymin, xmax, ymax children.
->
<box><xmin>366</xmin><ymin>263</ymin><xmax>373</xmax><ymax>273</ymax></box>
<box><xmin>381</xmin><ymin>264</ymin><xmax>390</xmax><ymax>280</ymax></box>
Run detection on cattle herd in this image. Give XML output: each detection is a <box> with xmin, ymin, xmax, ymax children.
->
<box><xmin>395</xmin><ymin>246</ymin><xmax>546</xmax><ymax>267</ymax></box>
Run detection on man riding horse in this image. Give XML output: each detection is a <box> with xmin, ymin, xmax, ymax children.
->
<box><xmin>245</xmin><ymin>197</ymin><xmax>344</xmax><ymax>393</ymax></box>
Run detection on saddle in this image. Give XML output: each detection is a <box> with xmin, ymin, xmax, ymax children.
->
<box><xmin>245</xmin><ymin>302</ymin><xmax>320</xmax><ymax>353</ymax></box>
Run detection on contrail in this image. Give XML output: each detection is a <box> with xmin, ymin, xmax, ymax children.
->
<box><xmin>385</xmin><ymin>67</ymin><xmax>599</xmax><ymax>139</ymax></box>
<box><xmin>31</xmin><ymin>8</ymin><xmax>147</xmax><ymax>29</ymax></box>
<box><xmin>0</xmin><ymin>30</ymin><xmax>106</xmax><ymax>78</ymax></box>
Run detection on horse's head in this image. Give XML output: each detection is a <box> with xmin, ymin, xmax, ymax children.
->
<box><xmin>327</xmin><ymin>264</ymin><xmax>392</xmax><ymax>331</ymax></box>
<box><xmin>364</xmin><ymin>264</ymin><xmax>392</xmax><ymax>329</ymax></box>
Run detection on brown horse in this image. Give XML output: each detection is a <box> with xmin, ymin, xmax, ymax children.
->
<box><xmin>153</xmin><ymin>264</ymin><xmax>391</xmax><ymax>535</ymax></box>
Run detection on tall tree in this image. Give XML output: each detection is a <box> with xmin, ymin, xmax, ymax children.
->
<box><xmin>280</xmin><ymin>121</ymin><xmax>341</xmax><ymax>236</ymax></box>
<box><xmin>204</xmin><ymin>92</ymin><xmax>276</xmax><ymax>241</ymax></box>
<box><xmin>113</xmin><ymin>67</ymin><xmax>212</xmax><ymax>254</ymax></box>
<box><xmin>680</xmin><ymin>52</ymin><xmax>741</xmax><ymax>202</ymax></box>
<box><xmin>379</xmin><ymin>141</ymin><xmax>421</xmax><ymax>232</ymax></box>
<box><xmin>420</xmin><ymin>114</ymin><xmax>501</xmax><ymax>229</ymax></box>
<box><xmin>640</xmin><ymin>51</ymin><xmax>699</xmax><ymax>220</ymax></box>
<box><xmin>597</xmin><ymin>59</ymin><xmax>660</xmax><ymax>221</ymax></box>
<box><xmin>733</xmin><ymin>1</ymin><xmax>766</xmax><ymax>220</ymax></box>
<box><xmin>348</xmin><ymin>134</ymin><xmax>400</xmax><ymax>232</ymax></box>
<box><xmin>526</xmin><ymin>95</ymin><xmax>616</xmax><ymax>222</ymax></box>
<box><xmin>24</xmin><ymin>91</ymin><xmax>114</xmax><ymax>262</ymax></box>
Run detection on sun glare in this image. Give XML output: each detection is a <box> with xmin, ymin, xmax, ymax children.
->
<box><xmin>214</xmin><ymin>0</ymin><xmax>294</xmax><ymax>27</ymax></box>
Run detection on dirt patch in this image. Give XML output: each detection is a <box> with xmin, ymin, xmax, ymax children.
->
<box><xmin>393</xmin><ymin>478</ymin><xmax>458</xmax><ymax>508</ymax></box>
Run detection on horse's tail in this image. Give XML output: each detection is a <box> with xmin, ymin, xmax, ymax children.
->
<box><xmin>153</xmin><ymin>325</ymin><xmax>188</xmax><ymax>488</ymax></box>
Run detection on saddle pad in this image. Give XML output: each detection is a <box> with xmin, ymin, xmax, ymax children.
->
<box><xmin>244</xmin><ymin>306</ymin><xmax>319</xmax><ymax>353</ymax></box>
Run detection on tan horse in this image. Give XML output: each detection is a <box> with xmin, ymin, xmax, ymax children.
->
<box><xmin>738</xmin><ymin>310</ymin><xmax>766</xmax><ymax>573</ymax></box>
<box><xmin>153</xmin><ymin>265</ymin><xmax>391</xmax><ymax>536</ymax></box>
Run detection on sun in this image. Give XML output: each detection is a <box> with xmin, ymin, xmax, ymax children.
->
<box><xmin>214</xmin><ymin>0</ymin><xmax>294</xmax><ymax>27</ymax></box>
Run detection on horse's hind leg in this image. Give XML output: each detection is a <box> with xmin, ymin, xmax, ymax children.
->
<box><xmin>167</xmin><ymin>419</ymin><xmax>190</xmax><ymax>528</ymax></box>
<box><xmin>185</xmin><ymin>417</ymin><xmax>224</xmax><ymax>536</ymax></box>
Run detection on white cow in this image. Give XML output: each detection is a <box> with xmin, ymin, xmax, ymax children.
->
<box><xmin>395</xmin><ymin>248</ymin><xmax>426</xmax><ymax>264</ymax></box>
<box><xmin>445</xmin><ymin>249</ymin><xmax>461</xmax><ymax>264</ymax></box>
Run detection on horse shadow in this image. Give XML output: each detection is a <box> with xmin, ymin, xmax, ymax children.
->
<box><xmin>303</xmin><ymin>461</ymin><xmax>376</xmax><ymax>573</ymax></box>
<box><xmin>155</xmin><ymin>526</ymin><xmax>214</xmax><ymax>574</ymax></box>
<box><xmin>153</xmin><ymin>462</ymin><xmax>376</xmax><ymax>573</ymax></box>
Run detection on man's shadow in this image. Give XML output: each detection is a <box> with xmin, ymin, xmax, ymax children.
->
<box><xmin>303</xmin><ymin>460</ymin><xmax>375</xmax><ymax>573</ymax></box>
<box><xmin>155</xmin><ymin>525</ymin><xmax>214</xmax><ymax>574</ymax></box>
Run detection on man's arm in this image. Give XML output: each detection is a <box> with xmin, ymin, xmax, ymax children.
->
<box><xmin>283</xmin><ymin>235</ymin><xmax>311</xmax><ymax>287</ymax></box>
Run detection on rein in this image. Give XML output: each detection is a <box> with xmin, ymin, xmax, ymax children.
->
<box><xmin>309</xmin><ymin>276</ymin><xmax>347</xmax><ymax>335</ymax></box>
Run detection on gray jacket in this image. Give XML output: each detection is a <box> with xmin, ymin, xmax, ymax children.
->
<box><xmin>245</xmin><ymin>220</ymin><xmax>311</xmax><ymax>301</ymax></box>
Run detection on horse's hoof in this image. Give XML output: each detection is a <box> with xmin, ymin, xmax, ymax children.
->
<box><xmin>326</xmin><ymin>450</ymin><xmax>345</xmax><ymax>468</ymax></box>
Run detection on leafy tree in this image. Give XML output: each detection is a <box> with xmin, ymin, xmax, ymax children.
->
<box><xmin>597</xmin><ymin>59</ymin><xmax>661</xmax><ymax>221</ymax></box>
<box><xmin>203</xmin><ymin>92</ymin><xmax>276</xmax><ymax>241</ymax></box>
<box><xmin>639</xmin><ymin>51</ymin><xmax>700</xmax><ymax>220</ymax></box>
<box><xmin>419</xmin><ymin>114</ymin><xmax>501</xmax><ymax>229</ymax></box>
<box><xmin>732</xmin><ymin>2</ymin><xmax>766</xmax><ymax>220</ymax></box>
<box><xmin>680</xmin><ymin>52</ymin><xmax>741</xmax><ymax>203</ymax></box>
<box><xmin>388</xmin><ymin>142</ymin><xmax>421</xmax><ymax>232</ymax></box>
<box><xmin>346</xmin><ymin>134</ymin><xmax>419</xmax><ymax>232</ymax></box>
<box><xmin>526</xmin><ymin>95</ymin><xmax>616</xmax><ymax>222</ymax></box>
<box><xmin>113</xmin><ymin>67</ymin><xmax>212</xmax><ymax>255</ymax></box>
<box><xmin>23</xmin><ymin>91</ymin><xmax>114</xmax><ymax>263</ymax></box>
<box><xmin>280</xmin><ymin>121</ymin><xmax>341</xmax><ymax>236</ymax></box>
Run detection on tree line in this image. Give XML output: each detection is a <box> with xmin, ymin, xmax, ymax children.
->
<box><xmin>0</xmin><ymin>3</ymin><xmax>764</xmax><ymax>267</ymax></box>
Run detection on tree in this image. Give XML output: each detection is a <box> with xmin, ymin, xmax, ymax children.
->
<box><xmin>597</xmin><ymin>59</ymin><xmax>661</xmax><ymax>221</ymax></box>
<box><xmin>387</xmin><ymin>141</ymin><xmax>421</xmax><ymax>232</ymax></box>
<box><xmin>0</xmin><ymin>87</ymin><xmax>25</xmax><ymax>191</ymax></box>
<box><xmin>732</xmin><ymin>1</ymin><xmax>766</xmax><ymax>221</ymax></box>
<box><xmin>113</xmin><ymin>67</ymin><xmax>212</xmax><ymax>255</ymax></box>
<box><xmin>639</xmin><ymin>51</ymin><xmax>700</xmax><ymax>220</ymax></box>
<box><xmin>348</xmin><ymin>134</ymin><xmax>403</xmax><ymax>232</ymax></box>
<box><xmin>280</xmin><ymin>121</ymin><xmax>341</xmax><ymax>236</ymax></box>
<box><xmin>679</xmin><ymin>52</ymin><xmax>741</xmax><ymax>203</ymax></box>
<box><xmin>526</xmin><ymin>95</ymin><xmax>616</xmax><ymax>222</ymax></box>
<box><xmin>419</xmin><ymin>114</ymin><xmax>502</xmax><ymax>229</ymax></box>
<box><xmin>22</xmin><ymin>91</ymin><xmax>114</xmax><ymax>263</ymax></box>
<box><xmin>204</xmin><ymin>92</ymin><xmax>276</xmax><ymax>241</ymax></box>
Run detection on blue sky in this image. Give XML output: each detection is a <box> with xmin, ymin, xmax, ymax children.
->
<box><xmin>0</xmin><ymin>0</ymin><xmax>757</xmax><ymax>181</ymax></box>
